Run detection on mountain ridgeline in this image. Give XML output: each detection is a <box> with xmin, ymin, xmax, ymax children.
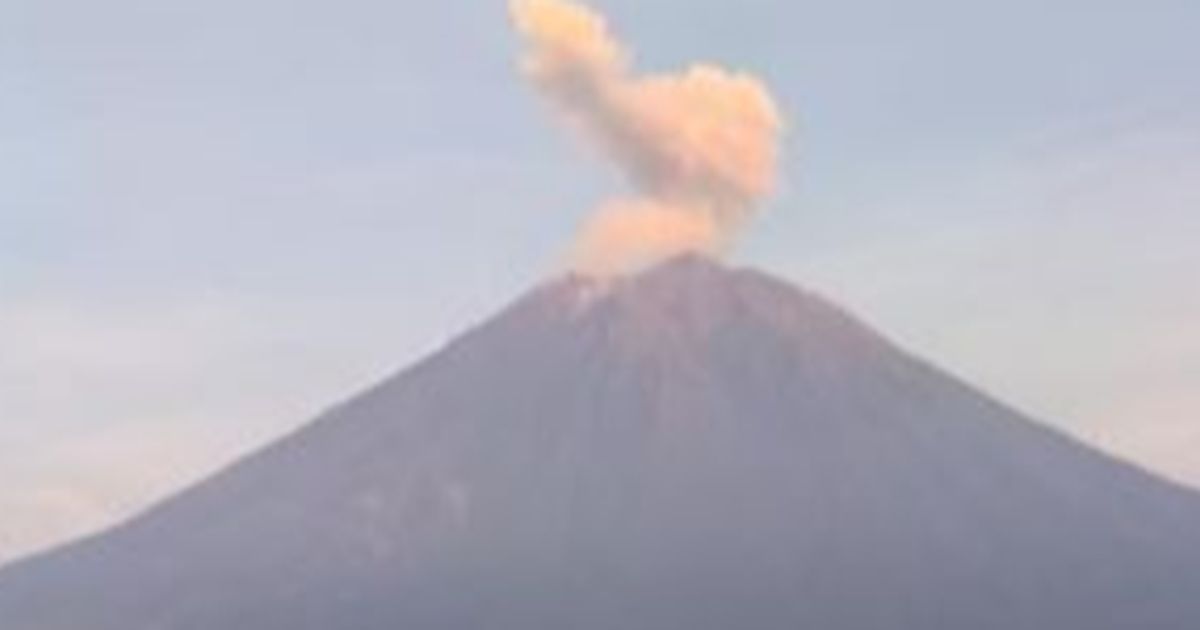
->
<box><xmin>3</xmin><ymin>256</ymin><xmax>1199</xmax><ymax>629</ymax></box>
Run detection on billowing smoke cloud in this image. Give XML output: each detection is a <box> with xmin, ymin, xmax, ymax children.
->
<box><xmin>510</xmin><ymin>0</ymin><xmax>784</xmax><ymax>275</ymax></box>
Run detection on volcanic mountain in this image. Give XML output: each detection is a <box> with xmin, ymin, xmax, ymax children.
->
<box><xmin>3</xmin><ymin>256</ymin><xmax>1200</xmax><ymax>629</ymax></box>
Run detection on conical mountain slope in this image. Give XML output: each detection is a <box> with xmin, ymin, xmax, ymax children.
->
<box><xmin>3</xmin><ymin>256</ymin><xmax>1199</xmax><ymax>629</ymax></box>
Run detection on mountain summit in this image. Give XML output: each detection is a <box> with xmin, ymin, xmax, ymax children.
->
<box><xmin>3</xmin><ymin>256</ymin><xmax>1200</xmax><ymax>629</ymax></box>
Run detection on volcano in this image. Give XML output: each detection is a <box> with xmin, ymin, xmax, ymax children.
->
<box><xmin>2</xmin><ymin>256</ymin><xmax>1199</xmax><ymax>629</ymax></box>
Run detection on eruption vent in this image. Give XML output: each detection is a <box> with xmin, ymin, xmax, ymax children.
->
<box><xmin>510</xmin><ymin>0</ymin><xmax>784</xmax><ymax>275</ymax></box>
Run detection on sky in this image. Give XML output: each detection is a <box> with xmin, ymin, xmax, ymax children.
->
<box><xmin>1</xmin><ymin>0</ymin><xmax>1198</xmax><ymax>565</ymax></box>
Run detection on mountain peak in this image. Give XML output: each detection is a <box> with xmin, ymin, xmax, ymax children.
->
<box><xmin>556</xmin><ymin>252</ymin><xmax>732</xmax><ymax>303</ymax></box>
<box><xmin>6</xmin><ymin>257</ymin><xmax>1200</xmax><ymax>630</ymax></box>
<box><xmin>506</xmin><ymin>254</ymin><xmax>882</xmax><ymax>366</ymax></box>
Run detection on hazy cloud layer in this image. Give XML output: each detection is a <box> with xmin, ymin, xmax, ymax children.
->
<box><xmin>0</xmin><ymin>294</ymin><xmax>425</xmax><ymax>565</ymax></box>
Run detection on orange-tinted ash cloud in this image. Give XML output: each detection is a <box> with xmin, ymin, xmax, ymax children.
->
<box><xmin>510</xmin><ymin>0</ymin><xmax>785</xmax><ymax>275</ymax></box>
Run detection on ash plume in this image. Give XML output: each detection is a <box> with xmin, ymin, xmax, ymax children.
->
<box><xmin>510</xmin><ymin>0</ymin><xmax>784</xmax><ymax>275</ymax></box>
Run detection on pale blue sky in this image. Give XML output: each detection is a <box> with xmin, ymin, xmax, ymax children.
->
<box><xmin>2</xmin><ymin>0</ymin><xmax>1197</xmax><ymax>563</ymax></box>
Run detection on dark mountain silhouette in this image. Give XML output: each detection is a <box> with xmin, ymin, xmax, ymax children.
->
<box><xmin>3</xmin><ymin>255</ymin><xmax>1199</xmax><ymax>629</ymax></box>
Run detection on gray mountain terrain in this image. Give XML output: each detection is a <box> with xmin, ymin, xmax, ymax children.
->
<box><xmin>2</xmin><ymin>255</ymin><xmax>1199</xmax><ymax>629</ymax></box>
